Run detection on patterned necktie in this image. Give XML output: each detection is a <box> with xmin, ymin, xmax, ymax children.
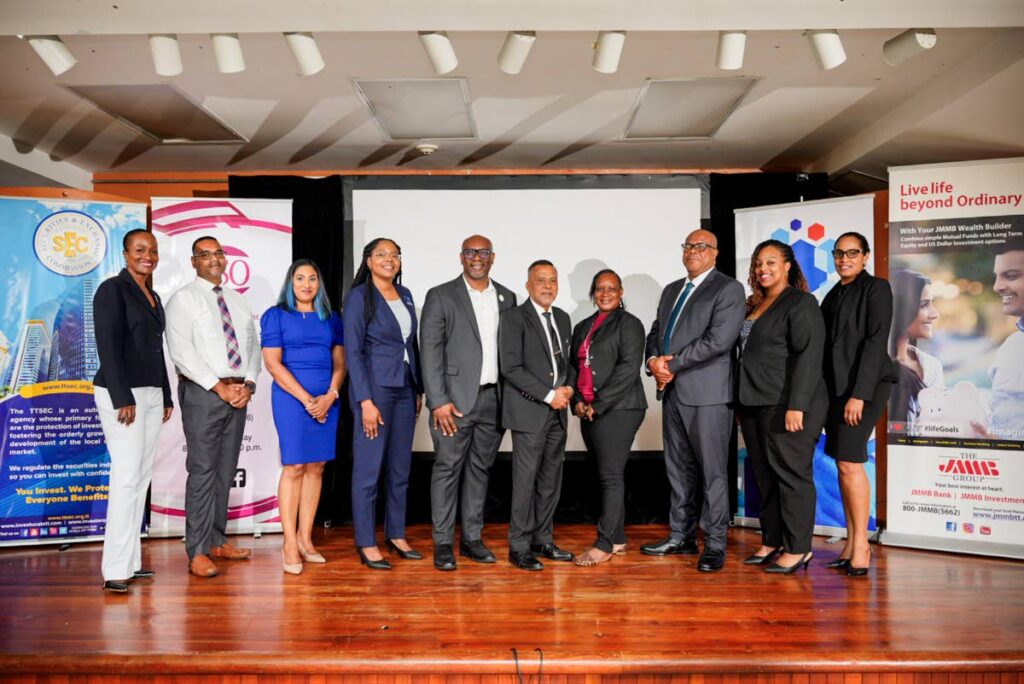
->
<box><xmin>543</xmin><ymin>311</ymin><xmax>566</xmax><ymax>386</ymax></box>
<box><xmin>213</xmin><ymin>286</ymin><xmax>242</xmax><ymax>371</ymax></box>
<box><xmin>662</xmin><ymin>281</ymin><xmax>694</xmax><ymax>355</ymax></box>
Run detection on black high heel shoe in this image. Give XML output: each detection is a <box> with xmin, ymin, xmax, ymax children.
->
<box><xmin>386</xmin><ymin>539</ymin><xmax>423</xmax><ymax>560</ymax></box>
<box><xmin>357</xmin><ymin>548</ymin><xmax>392</xmax><ymax>570</ymax></box>
<box><xmin>765</xmin><ymin>552</ymin><xmax>813</xmax><ymax>575</ymax></box>
<box><xmin>743</xmin><ymin>547</ymin><xmax>782</xmax><ymax>566</ymax></box>
<box><xmin>825</xmin><ymin>557</ymin><xmax>851</xmax><ymax>570</ymax></box>
<box><xmin>847</xmin><ymin>548</ymin><xmax>872</xmax><ymax>576</ymax></box>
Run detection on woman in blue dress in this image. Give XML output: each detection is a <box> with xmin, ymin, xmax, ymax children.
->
<box><xmin>261</xmin><ymin>259</ymin><xmax>346</xmax><ymax>575</ymax></box>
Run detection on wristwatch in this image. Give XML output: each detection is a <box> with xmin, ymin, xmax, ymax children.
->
<box><xmin>244</xmin><ymin>380</ymin><xmax>257</xmax><ymax>395</ymax></box>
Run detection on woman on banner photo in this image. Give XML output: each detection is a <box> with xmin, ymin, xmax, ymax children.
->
<box><xmin>92</xmin><ymin>229</ymin><xmax>174</xmax><ymax>594</ymax></box>
<box><xmin>820</xmin><ymin>232</ymin><xmax>896</xmax><ymax>577</ymax></box>
<box><xmin>888</xmin><ymin>268</ymin><xmax>945</xmax><ymax>432</ymax></box>
<box><xmin>261</xmin><ymin>259</ymin><xmax>346</xmax><ymax>575</ymax></box>
<box><xmin>344</xmin><ymin>238</ymin><xmax>424</xmax><ymax>570</ymax></box>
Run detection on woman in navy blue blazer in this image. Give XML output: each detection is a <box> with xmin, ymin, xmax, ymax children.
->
<box><xmin>344</xmin><ymin>237</ymin><xmax>423</xmax><ymax>570</ymax></box>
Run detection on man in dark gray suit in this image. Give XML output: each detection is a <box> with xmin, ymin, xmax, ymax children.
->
<box><xmin>420</xmin><ymin>235</ymin><xmax>517</xmax><ymax>571</ymax></box>
<box><xmin>642</xmin><ymin>229</ymin><xmax>745</xmax><ymax>572</ymax></box>
<box><xmin>499</xmin><ymin>260</ymin><xmax>576</xmax><ymax>571</ymax></box>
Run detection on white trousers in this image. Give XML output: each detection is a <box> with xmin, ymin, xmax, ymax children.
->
<box><xmin>94</xmin><ymin>386</ymin><xmax>165</xmax><ymax>581</ymax></box>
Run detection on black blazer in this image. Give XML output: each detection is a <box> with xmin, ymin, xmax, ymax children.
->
<box><xmin>498</xmin><ymin>301</ymin><xmax>576</xmax><ymax>433</ymax></box>
<box><xmin>821</xmin><ymin>272</ymin><xmax>898</xmax><ymax>400</ymax></box>
<box><xmin>93</xmin><ymin>269</ymin><xmax>173</xmax><ymax>410</ymax></box>
<box><xmin>737</xmin><ymin>287</ymin><xmax>825</xmax><ymax>411</ymax></box>
<box><xmin>570</xmin><ymin>308</ymin><xmax>648</xmax><ymax>415</ymax></box>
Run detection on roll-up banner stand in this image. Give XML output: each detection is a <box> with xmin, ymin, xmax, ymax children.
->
<box><xmin>0</xmin><ymin>196</ymin><xmax>147</xmax><ymax>546</ymax></box>
<box><xmin>149</xmin><ymin>198</ymin><xmax>292</xmax><ymax>538</ymax></box>
<box><xmin>734</xmin><ymin>195</ymin><xmax>877</xmax><ymax>538</ymax></box>
<box><xmin>885</xmin><ymin>158</ymin><xmax>1024</xmax><ymax>559</ymax></box>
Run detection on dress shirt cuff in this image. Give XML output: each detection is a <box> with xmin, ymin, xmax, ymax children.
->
<box><xmin>196</xmin><ymin>373</ymin><xmax>220</xmax><ymax>392</ymax></box>
<box><xmin>543</xmin><ymin>389</ymin><xmax>556</xmax><ymax>405</ymax></box>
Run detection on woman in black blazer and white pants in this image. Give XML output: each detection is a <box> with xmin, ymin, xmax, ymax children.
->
<box><xmin>93</xmin><ymin>229</ymin><xmax>173</xmax><ymax>593</ymax></box>
<box><xmin>821</xmin><ymin>232</ymin><xmax>895</xmax><ymax>576</ymax></box>
<box><xmin>737</xmin><ymin>240</ymin><xmax>826</xmax><ymax>574</ymax></box>
<box><xmin>569</xmin><ymin>269</ymin><xmax>648</xmax><ymax>567</ymax></box>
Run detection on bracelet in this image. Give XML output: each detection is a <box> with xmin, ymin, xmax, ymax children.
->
<box><xmin>328</xmin><ymin>387</ymin><xmax>340</xmax><ymax>399</ymax></box>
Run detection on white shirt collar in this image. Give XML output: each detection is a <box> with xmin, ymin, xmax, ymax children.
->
<box><xmin>463</xmin><ymin>275</ymin><xmax>495</xmax><ymax>294</ymax></box>
<box><xmin>531</xmin><ymin>298</ymin><xmax>553</xmax><ymax>317</ymax></box>
<box><xmin>686</xmin><ymin>267</ymin><xmax>714</xmax><ymax>289</ymax></box>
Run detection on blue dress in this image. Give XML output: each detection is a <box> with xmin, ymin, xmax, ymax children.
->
<box><xmin>260</xmin><ymin>306</ymin><xmax>344</xmax><ymax>465</ymax></box>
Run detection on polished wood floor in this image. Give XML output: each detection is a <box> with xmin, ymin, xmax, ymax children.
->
<box><xmin>0</xmin><ymin>524</ymin><xmax>1021</xmax><ymax>682</ymax></box>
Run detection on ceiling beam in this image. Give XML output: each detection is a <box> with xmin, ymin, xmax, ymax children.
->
<box><xmin>0</xmin><ymin>134</ymin><xmax>92</xmax><ymax>190</ymax></box>
<box><xmin>806</xmin><ymin>28</ymin><xmax>1024</xmax><ymax>175</ymax></box>
<box><xmin>2</xmin><ymin>0</ymin><xmax>1023</xmax><ymax>35</ymax></box>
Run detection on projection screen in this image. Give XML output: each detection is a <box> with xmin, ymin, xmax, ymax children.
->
<box><xmin>349</xmin><ymin>182</ymin><xmax>702</xmax><ymax>453</ymax></box>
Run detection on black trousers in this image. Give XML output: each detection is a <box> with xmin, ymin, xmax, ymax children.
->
<box><xmin>508</xmin><ymin>411</ymin><xmax>566</xmax><ymax>553</ymax></box>
<box><xmin>581</xmin><ymin>408</ymin><xmax>645</xmax><ymax>553</ymax></box>
<box><xmin>428</xmin><ymin>385</ymin><xmax>502</xmax><ymax>546</ymax></box>
<box><xmin>739</xmin><ymin>397</ymin><xmax>827</xmax><ymax>555</ymax></box>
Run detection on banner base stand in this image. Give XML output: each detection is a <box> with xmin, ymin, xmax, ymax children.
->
<box><xmin>880</xmin><ymin>530</ymin><xmax>1024</xmax><ymax>560</ymax></box>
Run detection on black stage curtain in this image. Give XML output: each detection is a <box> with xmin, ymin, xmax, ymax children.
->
<box><xmin>227</xmin><ymin>175</ymin><xmax>353</xmax><ymax>526</ymax></box>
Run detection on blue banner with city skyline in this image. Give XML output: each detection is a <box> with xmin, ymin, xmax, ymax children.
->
<box><xmin>0</xmin><ymin>196</ymin><xmax>147</xmax><ymax>545</ymax></box>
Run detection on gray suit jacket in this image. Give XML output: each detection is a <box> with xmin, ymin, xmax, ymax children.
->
<box><xmin>420</xmin><ymin>275</ymin><xmax>517</xmax><ymax>413</ymax></box>
<box><xmin>645</xmin><ymin>268</ymin><xmax>746</xmax><ymax>406</ymax></box>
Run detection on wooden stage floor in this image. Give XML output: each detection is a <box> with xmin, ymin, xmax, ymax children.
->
<box><xmin>0</xmin><ymin>524</ymin><xmax>1021</xmax><ymax>682</ymax></box>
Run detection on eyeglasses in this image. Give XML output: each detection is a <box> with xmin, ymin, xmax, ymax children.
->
<box><xmin>832</xmin><ymin>249</ymin><xmax>865</xmax><ymax>259</ymax></box>
<box><xmin>682</xmin><ymin>242</ymin><xmax>716</xmax><ymax>253</ymax></box>
<box><xmin>372</xmin><ymin>251</ymin><xmax>402</xmax><ymax>260</ymax></box>
<box><xmin>194</xmin><ymin>250</ymin><xmax>225</xmax><ymax>260</ymax></box>
<box><xmin>462</xmin><ymin>248</ymin><xmax>493</xmax><ymax>260</ymax></box>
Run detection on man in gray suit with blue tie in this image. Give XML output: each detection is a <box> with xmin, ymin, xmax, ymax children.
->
<box><xmin>642</xmin><ymin>229</ymin><xmax>745</xmax><ymax>572</ymax></box>
<box><xmin>420</xmin><ymin>235</ymin><xmax>517</xmax><ymax>571</ymax></box>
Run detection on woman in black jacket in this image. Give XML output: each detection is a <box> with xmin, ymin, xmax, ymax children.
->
<box><xmin>737</xmin><ymin>240</ymin><xmax>826</xmax><ymax>574</ymax></box>
<box><xmin>93</xmin><ymin>229</ymin><xmax>174</xmax><ymax>593</ymax></box>
<box><xmin>821</xmin><ymin>232</ymin><xmax>894</xmax><ymax>576</ymax></box>
<box><xmin>570</xmin><ymin>269</ymin><xmax>648</xmax><ymax>566</ymax></box>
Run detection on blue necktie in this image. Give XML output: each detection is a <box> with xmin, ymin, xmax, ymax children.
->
<box><xmin>662</xmin><ymin>281</ymin><xmax>694</xmax><ymax>354</ymax></box>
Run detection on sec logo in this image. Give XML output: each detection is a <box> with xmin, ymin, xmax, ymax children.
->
<box><xmin>34</xmin><ymin>210</ymin><xmax>107</xmax><ymax>276</ymax></box>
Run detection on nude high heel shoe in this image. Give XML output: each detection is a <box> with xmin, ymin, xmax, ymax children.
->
<box><xmin>282</xmin><ymin>548</ymin><xmax>303</xmax><ymax>575</ymax></box>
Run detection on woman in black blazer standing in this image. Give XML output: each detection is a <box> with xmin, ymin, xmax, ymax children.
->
<box><xmin>569</xmin><ymin>269</ymin><xmax>648</xmax><ymax>566</ymax></box>
<box><xmin>821</xmin><ymin>232</ymin><xmax>894</xmax><ymax>576</ymax></box>
<box><xmin>737</xmin><ymin>240</ymin><xmax>826</xmax><ymax>574</ymax></box>
<box><xmin>93</xmin><ymin>229</ymin><xmax>174</xmax><ymax>593</ymax></box>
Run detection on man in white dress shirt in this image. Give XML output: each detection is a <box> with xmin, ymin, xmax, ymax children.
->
<box><xmin>165</xmin><ymin>236</ymin><xmax>261</xmax><ymax>578</ymax></box>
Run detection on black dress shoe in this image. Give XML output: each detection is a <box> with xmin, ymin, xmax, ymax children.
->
<box><xmin>132</xmin><ymin>569</ymin><xmax>156</xmax><ymax>579</ymax></box>
<box><xmin>825</xmin><ymin>557</ymin><xmax>851</xmax><ymax>570</ymax></box>
<box><xmin>530</xmin><ymin>543</ymin><xmax>573</xmax><ymax>561</ymax></box>
<box><xmin>357</xmin><ymin>548</ymin><xmax>392</xmax><ymax>570</ymax></box>
<box><xmin>743</xmin><ymin>548</ymin><xmax>782</xmax><ymax>566</ymax></box>
<box><xmin>102</xmin><ymin>580</ymin><xmax>129</xmax><ymax>593</ymax></box>
<box><xmin>640</xmin><ymin>537</ymin><xmax>699</xmax><ymax>556</ymax></box>
<box><xmin>386</xmin><ymin>539</ymin><xmax>423</xmax><ymax>560</ymax></box>
<box><xmin>460</xmin><ymin>539</ymin><xmax>497</xmax><ymax>564</ymax></box>
<box><xmin>434</xmin><ymin>544</ymin><xmax>457</xmax><ymax>571</ymax></box>
<box><xmin>509</xmin><ymin>550</ymin><xmax>544</xmax><ymax>571</ymax></box>
<box><xmin>697</xmin><ymin>549</ymin><xmax>726</xmax><ymax>573</ymax></box>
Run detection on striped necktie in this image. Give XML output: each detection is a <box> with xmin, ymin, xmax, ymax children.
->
<box><xmin>213</xmin><ymin>286</ymin><xmax>242</xmax><ymax>371</ymax></box>
<box><xmin>662</xmin><ymin>281</ymin><xmax>694</xmax><ymax>355</ymax></box>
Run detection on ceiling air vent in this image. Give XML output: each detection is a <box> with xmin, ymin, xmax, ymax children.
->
<box><xmin>623</xmin><ymin>77</ymin><xmax>757</xmax><ymax>140</ymax></box>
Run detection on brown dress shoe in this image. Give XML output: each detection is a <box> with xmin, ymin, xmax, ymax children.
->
<box><xmin>189</xmin><ymin>554</ymin><xmax>219</xmax><ymax>578</ymax></box>
<box><xmin>209</xmin><ymin>542</ymin><xmax>251</xmax><ymax>560</ymax></box>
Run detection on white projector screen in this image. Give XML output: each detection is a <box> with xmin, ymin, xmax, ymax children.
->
<box><xmin>350</xmin><ymin>186</ymin><xmax>702</xmax><ymax>452</ymax></box>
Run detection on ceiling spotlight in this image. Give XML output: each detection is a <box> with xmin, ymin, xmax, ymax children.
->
<box><xmin>805</xmin><ymin>29</ymin><xmax>846</xmax><ymax>70</ymax></box>
<box><xmin>284</xmin><ymin>32</ymin><xmax>325</xmax><ymax>76</ymax></box>
<box><xmin>883</xmin><ymin>29</ymin><xmax>937</xmax><ymax>66</ymax></box>
<box><xmin>593</xmin><ymin>30</ymin><xmax>626</xmax><ymax>74</ymax></box>
<box><xmin>22</xmin><ymin>35</ymin><xmax>77</xmax><ymax>76</ymax></box>
<box><xmin>419</xmin><ymin>31</ymin><xmax>458</xmax><ymax>75</ymax></box>
<box><xmin>211</xmin><ymin>33</ymin><xmax>245</xmax><ymax>74</ymax></box>
<box><xmin>498</xmin><ymin>31</ymin><xmax>536</xmax><ymax>75</ymax></box>
<box><xmin>149</xmin><ymin>34</ymin><xmax>183</xmax><ymax>77</ymax></box>
<box><xmin>716</xmin><ymin>31</ymin><xmax>747</xmax><ymax>71</ymax></box>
